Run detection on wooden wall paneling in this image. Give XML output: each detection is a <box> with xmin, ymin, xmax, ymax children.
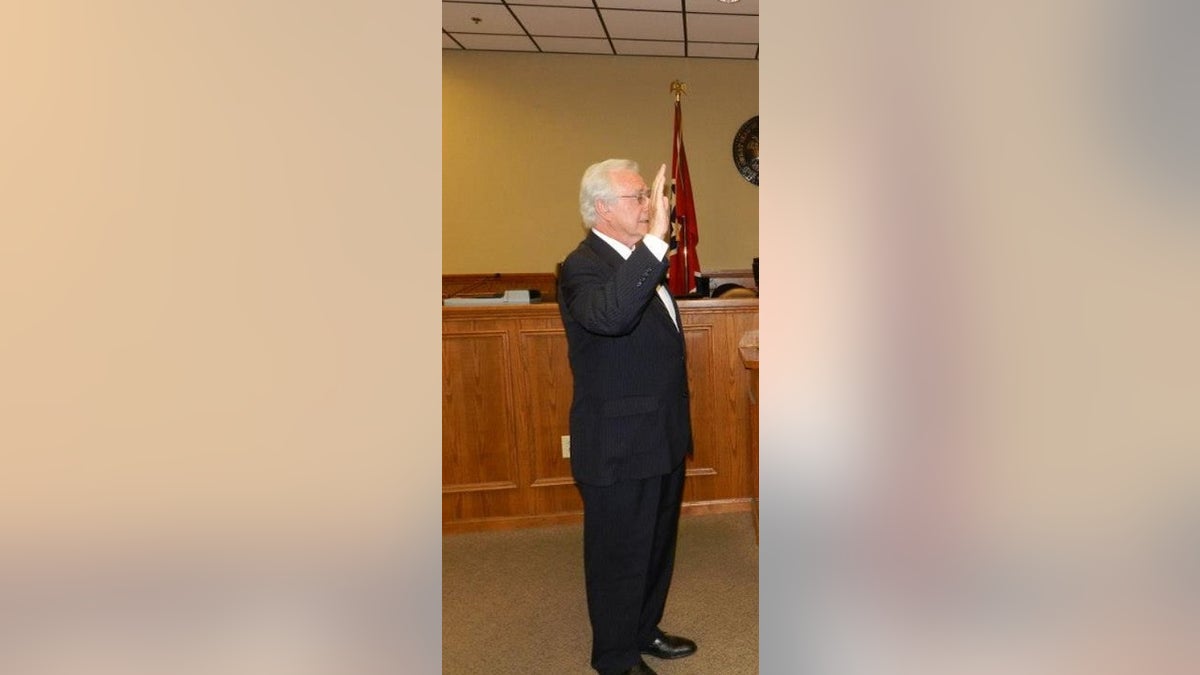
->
<box><xmin>517</xmin><ymin>322</ymin><xmax>584</xmax><ymax>516</ymax></box>
<box><xmin>681</xmin><ymin>321</ymin><xmax>721</xmax><ymax>504</ymax></box>
<box><xmin>718</xmin><ymin>311</ymin><xmax>758</xmax><ymax>502</ymax></box>
<box><xmin>442</xmin><ymin>300</ymin><xmax>757</xmax><ymax>531</ymax></box>
<box><xmin>681</xmin><ymin>304</ymin><xmax>756</xmax><ymax>508</ymax></box>
<box><xmin>441</xmin><ymin>328</ymin><xmax>527</xmax><ymax>523</ymax></box>
<box><xmin>727</xmin><ymin>310</ymin><xmax>758</xmax><ymax>490</ymax></box>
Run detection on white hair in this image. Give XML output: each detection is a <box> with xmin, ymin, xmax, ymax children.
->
<box><xmin>579</xmin><ymin>158</ymin><xmax>639</xmax><ymax>228</ymax></box>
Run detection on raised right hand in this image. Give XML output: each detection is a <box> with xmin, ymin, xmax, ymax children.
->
<box><xmin>648</xmin><ymin>163</ymin><xmax>670</xmax><ymax>241</ymax></box>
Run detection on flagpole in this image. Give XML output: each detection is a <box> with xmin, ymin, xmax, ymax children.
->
<box><xmin>669</xmin><ymin>80</ymin><xmax>690</xmax><ymax>294</ymax></box>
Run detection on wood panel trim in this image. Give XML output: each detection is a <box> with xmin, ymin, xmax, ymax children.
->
<box><xmin>443</xmin><ymin>511</ymin><xmax>586</xmax><ymax>534</ymax></box>
<box><xmin>443</xmin><ymin>304</ymin><xmax>561</xmax><ymax>321</ymax></box>
<box><xmin>442</xmin><ymin>481</ymin><xmax>520</xmax><ymax>494</ymax></box>
<box><xmin>442</xmin><ymin>299</ymin><xmax>757</xmax><ymax>322</ymax></box>
<box><xmin>443</xmin><ymin>272</ymin><xmax>559</xmax><ymax>302</ymax></box>
<box><xmin>441</xmin><ymin>330</ymin><xmax>511</xmax><ymax>340</ymax></box>
<box><xmin>681</xmin><ymin>498</ymin><xmax>754</xmax><ymax>516</ymax></box>
<box><xmin>530</xmin><ymin>476</ymin><xmax>576</xmax><ymax>488</ymax></box>
<box><xmin>530</xmin><ymin>468</ymin><xmax>717</xmax><ymax>488</ymax></box>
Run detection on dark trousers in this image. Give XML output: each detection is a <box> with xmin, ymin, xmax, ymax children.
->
<box><xmin>577</xmin><ymin>462</ymin><xmax>686</xmax><ymax>674</ymax></box>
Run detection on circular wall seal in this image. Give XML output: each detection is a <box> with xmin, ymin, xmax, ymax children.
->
<box><xmin>732</xmin><ymin>115</ymin><xmax>759</xmax><ymax>186</ymax></box>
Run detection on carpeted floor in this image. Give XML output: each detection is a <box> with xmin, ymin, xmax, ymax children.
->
<box><xmin>443</xmin><ymin>511</ymin><xmax>759</xmax><ymax>674</ymax></box>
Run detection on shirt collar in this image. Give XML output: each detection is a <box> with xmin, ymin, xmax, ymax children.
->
<box><xmin>591</xmin><ymin>227</ymin><xmax>634</xmax><ymax>260</ymax></box>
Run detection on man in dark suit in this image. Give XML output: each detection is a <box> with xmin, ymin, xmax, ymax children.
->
<box><xmin>557</xmin><ymin>159</ymin><xmax>697</xmax><ymax>675</ymax></box>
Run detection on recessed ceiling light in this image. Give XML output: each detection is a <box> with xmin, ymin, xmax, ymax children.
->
<box><xmin>718</xmin><ymin>0</ymin><xmax>742</xmax><ymax>4</ymax></box>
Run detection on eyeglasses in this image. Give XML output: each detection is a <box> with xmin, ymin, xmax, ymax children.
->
<box><xmin>616</xmin><ymin>190</ymin><xmax>652</xmax><ymax>205</ymax></box>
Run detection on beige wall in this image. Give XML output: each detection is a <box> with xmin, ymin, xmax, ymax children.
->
<box><xmin>442</xmin><ymin>51</ymin><xmax>758</xmax><ymax>274</ymax></box>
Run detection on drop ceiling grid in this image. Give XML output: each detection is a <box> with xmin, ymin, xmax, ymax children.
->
<box><xmin>443</xmin><ymin>0</ymin><xmax>758</xmax><ymax>60</ymax></box>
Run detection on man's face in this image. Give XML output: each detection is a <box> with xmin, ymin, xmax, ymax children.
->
<box><xmin>596</xmin><ymin>169</ymin><xmax>651</xmax><ymax>247</ymax></box>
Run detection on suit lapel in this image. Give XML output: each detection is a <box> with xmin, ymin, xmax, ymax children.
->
<box><xmin>584</xmin><ymin>231</ymin><xmax>626</xmax><ymax>271</ymax></box>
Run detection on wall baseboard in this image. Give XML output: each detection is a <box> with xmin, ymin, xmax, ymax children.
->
<box><xmin>442</xmin><ymin>498</ymin><xmax>753</xmax><ymax>535</ymax></box>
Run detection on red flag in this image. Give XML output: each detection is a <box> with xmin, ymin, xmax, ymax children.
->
<box><xmin>667</xmin><ymin>98</ymin><xmax>701</xmax><ymax>296</ymax></box>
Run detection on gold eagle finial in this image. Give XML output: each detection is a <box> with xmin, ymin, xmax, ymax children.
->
<box><xmin>670</xmin><ymin>80</ymin><xmax>687</xmax><ymax>101</ymax></box>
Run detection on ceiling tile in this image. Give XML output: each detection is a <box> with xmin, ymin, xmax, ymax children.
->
<box><xmin>686</xmin><ymin>13</ymin><xmax>757</xmax><ymax>43</ymax></box>
<box><xmin>450</xmin><ymin>33</ymin><xmax>540</xmax><ymax>51</ymax></box>
<box><xmin>612</xmin><ymin>39</ymin><xmax>685</xmax><ymax>57</ymax></box>
<box><xmin>597</xmin><ymin>0</ymin><xmax>681</xmax><ymax>10</ymax></box>
<box><xmin>443</xmin><ymin>3</ymin><xmax>523</xmax><ymax>34</ymax></box>
<box><xmin>512</xmin><ymin>0</ymin><xmax>594</xmax><ymax>6</ymax></box>
<box><xmin>601</xmin><ymin>9</ymin><xmax>683</xmax><ymax>41</ymax></box>
<box><xmin>536</xmin><ymin>37</ymin><xmax>615</xmax><ymax>54</ymax></box>
<box><xmin>444</xmin><ymin>33</ymin><xmax>465</xmax><ymax>49</ymax></box>
<box><xmin>689</xmin><ymin>0</ymin><xmax>758</xmax><ymax>14</ymax></box>
<box><xmin>687</xmin><ymin>42</ymin><xmax>758</xmax><ymax>59</ymax></box>
<box><xmin>512</xmin><ymin>6</ymin><xmax>606</xmax><ymax>37</ymax></box>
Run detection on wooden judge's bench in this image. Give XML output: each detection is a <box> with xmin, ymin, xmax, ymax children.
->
<box><xmin>443</xmin><ymin>273</ymin><xmax>758</xmax><ymax>533</ymax></box>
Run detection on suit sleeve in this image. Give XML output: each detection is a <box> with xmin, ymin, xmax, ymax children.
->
<box><xmin>560</xmin><ymin>244</ymin><xmax>669</xmax><ymax>337</ymax></box>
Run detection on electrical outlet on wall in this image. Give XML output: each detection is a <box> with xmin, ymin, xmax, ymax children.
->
<box><xmin>561</xmin><ymin>435</ymin><xmax>570</xmax><ymax>458</ymax></box>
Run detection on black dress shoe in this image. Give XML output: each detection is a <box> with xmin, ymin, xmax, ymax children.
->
<box><xmin>618</xmin><ymin>659</ymin><xmax>658</xmax><ymax>674</ymax></box>
<box><xmin>640</xmin><ymin>634</ymin><xmax>697</xmax><ymax>660</ymax></box>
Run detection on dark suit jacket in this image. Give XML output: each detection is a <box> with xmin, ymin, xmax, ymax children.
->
<box><xmin>557</xmin><ymin>231</ymin><xmax>693</xmax><ymax>486</ymax></box>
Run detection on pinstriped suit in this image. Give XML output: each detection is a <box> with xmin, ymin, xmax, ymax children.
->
<box><xmin>558</xmin><ymin>230</ymin><xmax>694</xmax><ymax>674</ymax></box>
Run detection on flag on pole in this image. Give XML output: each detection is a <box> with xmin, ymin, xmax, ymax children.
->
<box><xmin>667</xmin><ymin>91</ymin><xmax>701</xmax><ymax>297</ymax></box>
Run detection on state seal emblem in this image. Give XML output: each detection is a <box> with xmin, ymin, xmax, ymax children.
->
<box><xmin>732</xmin><ymin>115</ymin><xmax>759</xmax><ymax>186</ymax></box>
